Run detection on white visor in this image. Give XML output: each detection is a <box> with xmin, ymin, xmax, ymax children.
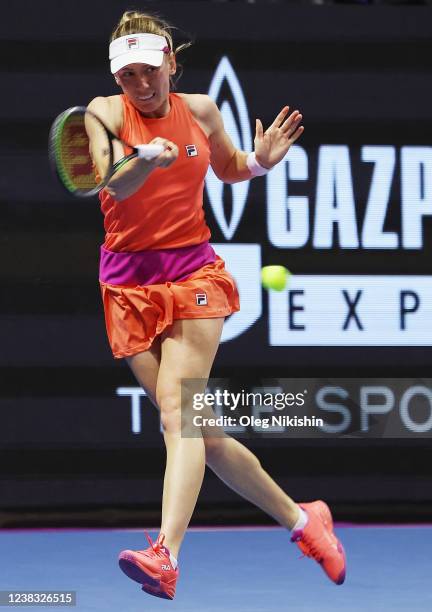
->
<box><xmin>109</xmin><ymin>33</ymin><xmax>169</xmax><ymax>74</ymax></box>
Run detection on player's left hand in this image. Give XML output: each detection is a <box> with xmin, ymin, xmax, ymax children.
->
<box><xmin>254</xmin><ymin>107</ymin><xmax>304</xmax><ymax>169</ymax></box>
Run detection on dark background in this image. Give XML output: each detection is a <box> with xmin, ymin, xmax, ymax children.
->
<box><xmin>1</xmin><ymin>1</ymin><xmax>431</xmax><ymax>525</ymax></box>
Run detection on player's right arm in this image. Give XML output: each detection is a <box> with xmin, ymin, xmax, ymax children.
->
<box><xmin>86</xmin><ymin>96</ymin><xmax>177</xmax><ymax>201</ymax></box>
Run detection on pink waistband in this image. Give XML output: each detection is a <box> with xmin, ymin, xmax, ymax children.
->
<box><xmin>99</xmin><ymin>241</ymin><xmax>217</xmax><ymax>286</ymax></box>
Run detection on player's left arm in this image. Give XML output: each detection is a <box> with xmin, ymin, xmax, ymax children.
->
<box><xmin>189</xmin><ymin>95</ymin><xmax>304</xmax><ymax>184</ymax></box>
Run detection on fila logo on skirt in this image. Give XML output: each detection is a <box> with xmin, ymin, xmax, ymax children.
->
<box><xmin>196</xmin><ymin>293</ymin><xmax>208</xmax><ymax>306</ymax></box>
<box><xmin>185</xmin><ymin>144</ymin><xmax>198</xmax><ymax>157</ymax></box>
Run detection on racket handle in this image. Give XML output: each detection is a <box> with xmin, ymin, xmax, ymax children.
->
<box><xmin>136</xmin><ymin>144</ymin><xmax>164</xmax><ymax>160</ymax></box>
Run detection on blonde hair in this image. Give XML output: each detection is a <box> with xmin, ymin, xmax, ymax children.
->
<box><xmin>111</xmin><ymin>10</ymin><xmax>192</xmax><ymax>87</ymax></box>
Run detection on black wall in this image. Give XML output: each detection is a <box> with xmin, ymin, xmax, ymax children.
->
<box><xmin>1</xmin><ymin>2</ymin><xmax>431</xmax><ymax>522</ymax></box>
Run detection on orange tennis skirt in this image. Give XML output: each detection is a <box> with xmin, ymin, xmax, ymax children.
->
<box><xmin>99</xmin><ymin>256</ymin><xmax>240</xmax><ymax>359</ymax></box>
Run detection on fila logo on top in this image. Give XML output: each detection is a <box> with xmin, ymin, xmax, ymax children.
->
<box><xmin>185</xmin><ymin>144</ymin><xmax>198</xmax><ymax>157</ymax></box>
<box><xmin>196</xmin><ymin>293</ymin><xmax>207</xmax><ymax>305</ymax></box>
<box><xmin>126</xmin><ymin>37</ymin><xmax>139</xmax><ymax>49</ymax></box>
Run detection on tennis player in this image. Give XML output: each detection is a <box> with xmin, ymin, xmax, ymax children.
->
<box><xmin>88</xmin><ymin>10</ymin><xmax>346</xmax><ymax>600</ymax></box>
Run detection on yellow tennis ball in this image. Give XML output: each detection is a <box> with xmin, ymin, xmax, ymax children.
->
<box><xmin>261</xmin><ymin>265</ymin><xmax>290</xmax><ymax>291</ymax></box>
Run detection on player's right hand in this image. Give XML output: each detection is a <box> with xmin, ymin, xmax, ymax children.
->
<box><xmin>148</xmin><ymin>137</ymin><xmax>179</xmax><ymax>169</ymax></box>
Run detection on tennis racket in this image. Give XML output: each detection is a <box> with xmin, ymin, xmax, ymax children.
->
<box><xmin>48</xmin><ymin>105</ymin><xmax>164</xmax><ymax>198</ymax></box>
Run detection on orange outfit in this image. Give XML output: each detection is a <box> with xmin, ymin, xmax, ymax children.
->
<box><xmin>100</xmin><ymin>93</ymin><xmax>212</xmax><ymax>252</ymax></box>
<box><xmin>99</xmin><ymin>93</ymin><xmax>239</xmax><ymax>358</ymax></box>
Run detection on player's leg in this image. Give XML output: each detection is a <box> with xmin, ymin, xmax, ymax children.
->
<box><xmin>125</xmin><ymin>338</ymin><xmax>161</xmax><ymax>408</ymax></box>
<box><xmin>203</xmin><ymin>431</ymin><xmax>300</xmax><ymax>528</ymax></box>
<box><xmin>125</xmin><ymin>328</ymin><xmax>296</xmax><ymax>532</ymax></box>
<box><xmin>123</xmin><ymin>322</ymin><xmax>345</xmax><ymax>586</ymax></box>
<box><xmin>125</xmin><ymin>330</ymin><xmax>298</xmax><ymax>531</ymax></box>
<box><xmin>201</xmin><ymin>413</ymin><xmax>346</xmax><ymax>584</ymax></box>
<box><xmin>119</xmin><ymin>322</ymin><xmax>222</xmax><ymax>601</ymax></box>
<box><xmin>156</xmin><ymin>317</ymin><xmax>225</xmax><ymax>557</ymax></box>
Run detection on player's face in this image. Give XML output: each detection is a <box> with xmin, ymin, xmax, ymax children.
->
<box><xmin>115</xmin><ymin>54</ymin><xmax>176</xmax><ymax>118</ymax></box>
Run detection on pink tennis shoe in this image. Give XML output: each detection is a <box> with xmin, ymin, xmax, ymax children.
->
<box><xmin>291</xmin><ymin>500</ymin><xmax>346</xmax><ymax>585</ymax></box>
<box><xmin>118</xmin><ymin>501</ymin><xmax>345</xmax><ymax>599</ymax></box>
<box><xmin>118</xmin><ymin>532</ymin><xmax>179</xmax><ymax>600</ymax></box>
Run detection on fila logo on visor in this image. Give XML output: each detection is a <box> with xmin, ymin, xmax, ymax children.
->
<box><xmin>126</xmin><ymin>37</ymin><xmax>139</xmax><ymax>49</ymax></box>
<box><xmin>185</xmin><ymin>144</ymin><xmax>198</xmax><ymax>157</ymax></box>
<box><xmin>196</xmin><ymin>293</ymin><xmax>207</xmax><ymax>306</ymax></box>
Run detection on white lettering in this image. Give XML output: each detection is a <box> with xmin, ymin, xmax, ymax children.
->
<box><xmin>313</xmin><ymin>146</ymin><xmax>359</xmax><ymax>248</ymax></box>
<box><xmin>361</xmin><ymin>146</ymin><xmax>398</xmax><ymax>248</ymax></box>
<box><xmin>116</xmin><ymin>387</ymin><xmax>147</xmax><ymax>434</ymax></box>
<box><xmin>400</xmin><ymin>386</ymin><xmax>432</xmax><ymax>433</ymax></box>
<box><xmin>267</xmin><ymin>145</ymin><xmax>309</xmax><ymax>248</ymax></box>
<box><xmin>401</xmin><ymin>147</ymin><xmax>432</xmax><ymax>248</ymax></box>
<box><xmin>316</xmin><ymin>387</ymin><xmax>352</xmax><ymax>433</ymax></box>
<box><xmin>360</xmin><ymin>386</ymin><xmax>394</xmax><ymax>432</ymax></box>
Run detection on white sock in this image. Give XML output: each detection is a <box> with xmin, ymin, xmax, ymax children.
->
<box><xmin>291</xmin><ymin>506</ymin><xmax>308</xmax><ymax>533</ymax></box>
<box><xmin>169</xmin><ymin>552</ymin><xmax>178</xmax><ymax>570</ymax></box>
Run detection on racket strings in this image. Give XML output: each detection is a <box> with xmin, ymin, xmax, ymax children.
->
<box><xmin>52</xmin><ymin>110</ymin><xmax>111</xmax><ymax>196</ymax></box>
<box><xmin>61</xmin><ymin>116</ymin><xmax>98</xmax><ymax>190</ymax></box>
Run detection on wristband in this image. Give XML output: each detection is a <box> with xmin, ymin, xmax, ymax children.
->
<box><xmin>246</xmin><ymin>151</ymin><xmax>270</xmax><ymax>177</ymax></box>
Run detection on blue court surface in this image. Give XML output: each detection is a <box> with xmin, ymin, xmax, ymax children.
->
<box><xmin>1</xmin><ymin>526</ymin><xmax>431</xmax><ymax>611</ymax></box>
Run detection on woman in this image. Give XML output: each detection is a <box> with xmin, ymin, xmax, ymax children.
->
<box><xmin>89</xmin><ymin>10</ymin><xmax>346</xmax><ymax>600</ymax></box>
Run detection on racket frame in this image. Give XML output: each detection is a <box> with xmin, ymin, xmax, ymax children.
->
<box><xmin>49</xmin><ymin>105</ymin><xmax>137</xmax><ymax>198</ymax></box>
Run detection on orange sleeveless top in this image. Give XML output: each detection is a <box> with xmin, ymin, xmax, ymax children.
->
<box><xmin>100</xmin><ymin>93</ymin><xmax>211</xmax><ymax>252</ymax></box>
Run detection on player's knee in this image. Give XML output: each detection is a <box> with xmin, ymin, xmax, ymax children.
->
<box><xmin>204</xmin><ymin>435</ymin><xmax>227</xmax><ymax>464</ymax></box>
<box><xmin>157</xmin><ymin>392</ymin><xmax>182</xmax><ymax>433</ymax></box>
